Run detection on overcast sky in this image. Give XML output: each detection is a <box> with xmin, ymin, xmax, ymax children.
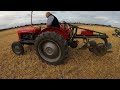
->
<box><xmin>0</xmin><ymin>11</ymin><xmax>120</xmax><ymax>29</ymax></box>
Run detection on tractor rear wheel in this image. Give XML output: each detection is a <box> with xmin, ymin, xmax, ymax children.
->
<box><xmin>35</xmin><ymin>31</ymin><xmax>69</xmax><ymax>65</ymax></box>
<box><xmin>12</xmin><ymin>41</ymin><xmax>24</xmax><ymax>55</ymax></box>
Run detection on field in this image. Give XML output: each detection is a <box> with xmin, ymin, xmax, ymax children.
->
<box><xmin>0</xmin><ymin>24</ymin><xmax>120</xmax><ymax>79</ymax></box>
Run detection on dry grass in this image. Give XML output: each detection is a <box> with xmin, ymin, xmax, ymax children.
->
<box><xmin>0</xmin><ymin>25</ymin><xmax>120</xmax><ymax>79</ymax></box>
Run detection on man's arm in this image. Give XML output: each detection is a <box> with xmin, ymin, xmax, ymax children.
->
<box><xmin>47</xmin><ymin>15</ymin><xmax>54</xmax><ymax>27</ymax></box>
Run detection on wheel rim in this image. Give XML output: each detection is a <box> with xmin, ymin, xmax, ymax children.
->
<box><xmin>38</xmin><ymin>40</ymin><xmax>62</xmax><ymax>62</ymax></box>
<box><xmin>14</xmin><ymin>46</ymin><xmax>21</xmax><ymax>54</ymax></box>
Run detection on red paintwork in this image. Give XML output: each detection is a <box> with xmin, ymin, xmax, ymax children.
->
<box><xmin>17</xmin><ymin>26</ymin><xmax>41</xmax><ymax>40</ymax></box>
<box><xmin>17</xmin><ymin>25</ymin><xmax>95</xmax><ymax>41</ymax></box>
<box><xmin>81</xmin><ymin>30</ymin><xmax>93</xmax><ymax>36</ymax></box>
<box><xmin>40</xmin><ymin>27</ymin><xmax>71</xmax><ymax>39</ymax></box>
<box><xmin>17</xmin><ymin>25</ymin><xmax>71</xmax><ymax>40</ymax></box>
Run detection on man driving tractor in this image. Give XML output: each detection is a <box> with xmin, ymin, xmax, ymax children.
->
<box><xmin>46</xmin><ymin>12</ymin><xmax>60</xmax><ymax>28</ymax></box>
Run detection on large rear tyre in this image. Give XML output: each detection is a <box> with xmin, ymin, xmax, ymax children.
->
<box><xmin>35</xmin><ymin>32</ymin><xmax>69</xmax><ymax>65</ymax></box>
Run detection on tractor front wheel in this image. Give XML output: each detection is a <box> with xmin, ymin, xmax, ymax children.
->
<box><xmin>11</xmin><ymin>41</ymin><xmax>24</xmax><ymax>55</ymax></box>
<box><xmin>35</xmin><ymin>31</ymin><xmax>69</xmax><ymax>65</ymax></box>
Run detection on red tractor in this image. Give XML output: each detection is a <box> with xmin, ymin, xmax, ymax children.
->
<box><xmin>11</xmin><ymin>11</ymin><xmax>112</xmax><ymax>65</ymax></box>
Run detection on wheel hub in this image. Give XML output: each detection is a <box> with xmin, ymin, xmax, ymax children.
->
<box><xmin>38</xmin><ymin>40</ymin><xmax>62</xmax><ymax>62</ymax></box>
<box><xmin>44</xmin><ymin>47</ymin><xmax>54</xmax><ymax>55</ymax></box>
<box><xmin>43</xmin><ymin>42</ymin><xmax>58</xmax><ymax>56</ymax></box>
<box><xmin>14</xmin><ymin>46</ymin><xmax>21</xmax><ymax>54</ymax></box>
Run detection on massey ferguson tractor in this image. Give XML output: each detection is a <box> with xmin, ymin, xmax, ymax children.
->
<box><xmin>11</xmin><ymin>11</ymin><xmax>112</xmax><ymax>65</ymax></box>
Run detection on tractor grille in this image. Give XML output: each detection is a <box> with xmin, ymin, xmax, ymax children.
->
<box><xmin>20</xmin><ymin>33</ymin><xmax>33</xmax><ymax>40</ymax></box>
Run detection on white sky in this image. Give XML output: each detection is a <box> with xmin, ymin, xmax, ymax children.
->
<box><xmin>0</xmin><ymin>11</ymin><xmax>120</xmax><ymax>29</ymax></box>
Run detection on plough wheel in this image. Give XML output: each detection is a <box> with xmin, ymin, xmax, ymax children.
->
<box><xmin>93</xmin><ymin>43</ymin><xmax>107</xmax><ymax>56</ymax></box>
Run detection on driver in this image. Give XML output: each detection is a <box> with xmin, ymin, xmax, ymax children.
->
<box><xmin>46</xmin><ymin>12</ymin><xmax>60</xmax><ymax>28</ymax></box>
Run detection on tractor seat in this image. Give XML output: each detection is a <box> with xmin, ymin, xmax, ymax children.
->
<box><xmin>60</xmin><ymin>24</ymin><xmax>69</xmax><ymax>31</ymax></box>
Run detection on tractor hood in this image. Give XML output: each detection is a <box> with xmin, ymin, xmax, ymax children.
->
<box><xmin>17</xmin><ymin>26</ymin><xmax>41</xmax><ymax>34</ymax></box>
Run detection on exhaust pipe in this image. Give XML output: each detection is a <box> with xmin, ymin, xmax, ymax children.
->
<box><xmin>31</xmin><ymin>11</ymin><xmax>33</xmax><ymax>26</ymax></box>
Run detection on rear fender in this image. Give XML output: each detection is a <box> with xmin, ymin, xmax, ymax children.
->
<box><xmin>40</xmin><ymin>27</ymin><xmax>70</xmax><ymax>39</ymax></box>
